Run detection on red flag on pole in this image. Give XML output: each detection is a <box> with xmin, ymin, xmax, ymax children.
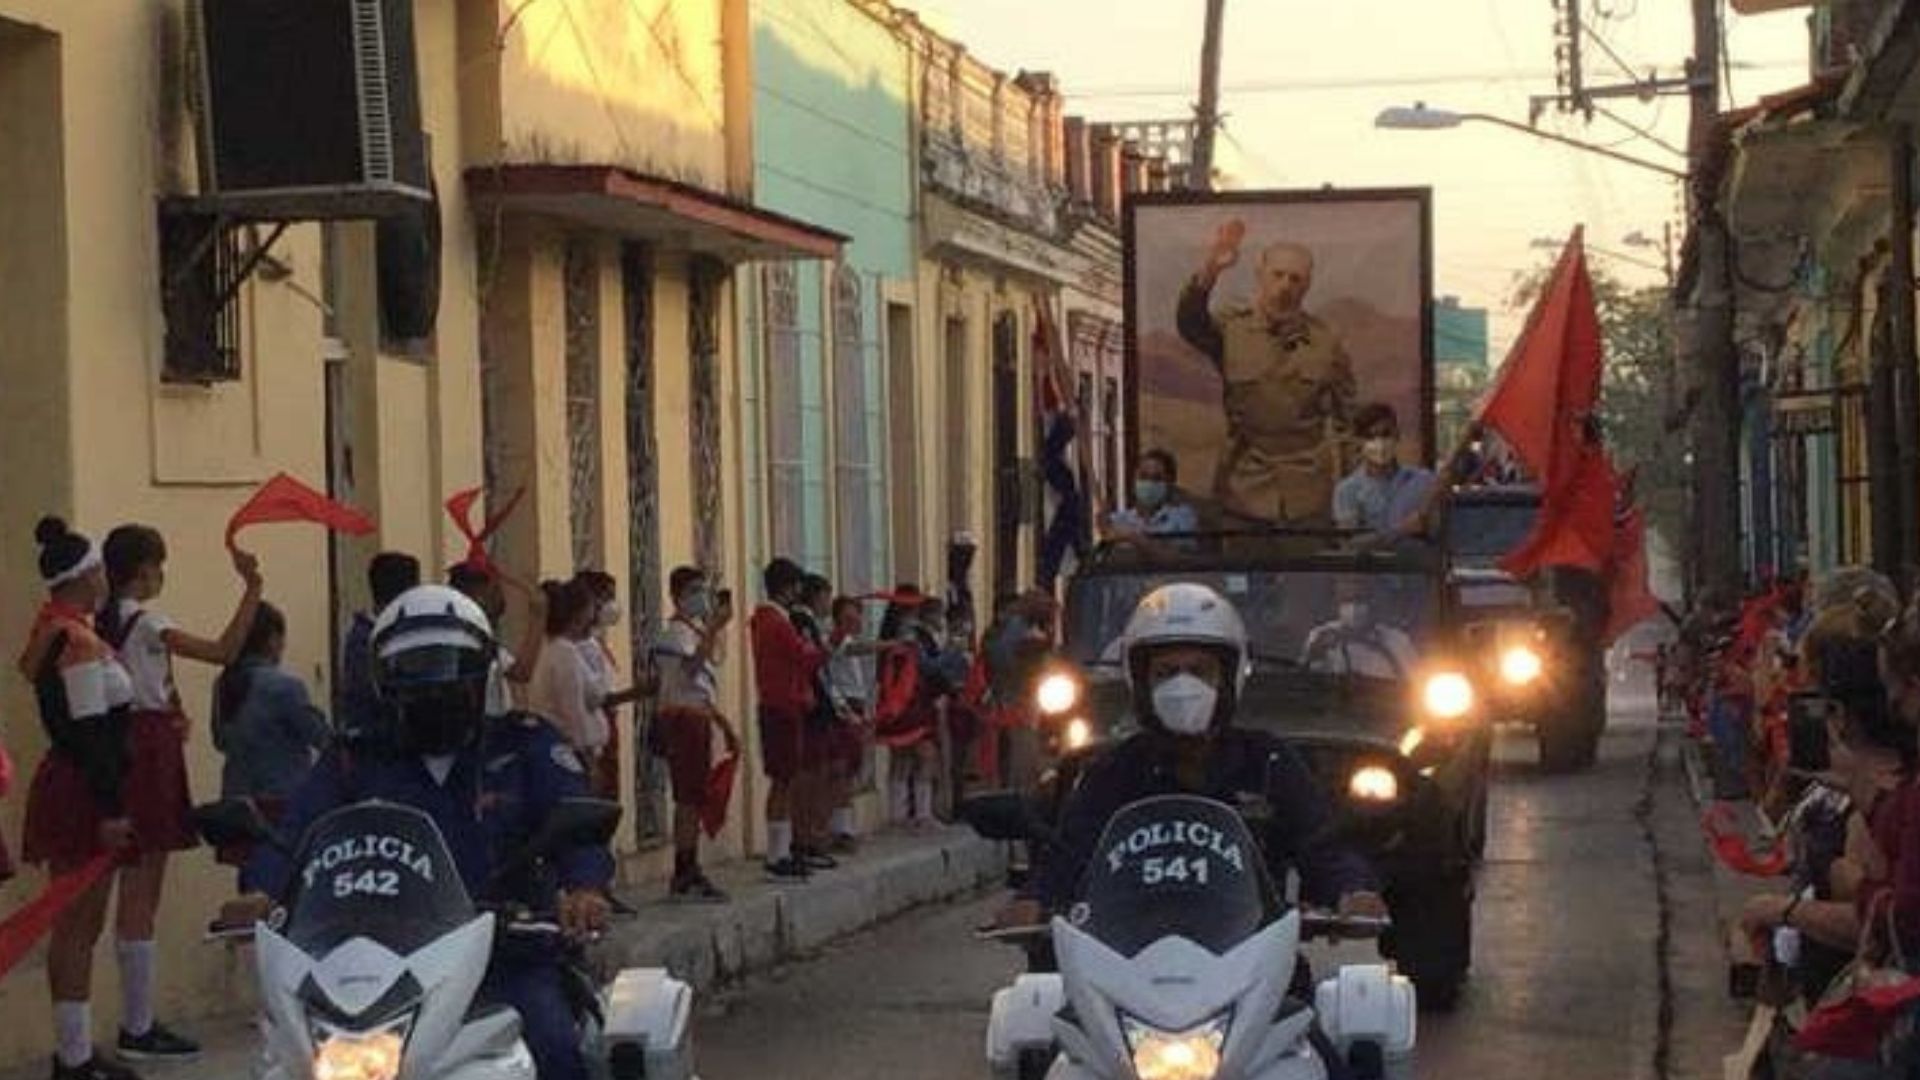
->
<box><xmin>226</xmin><ymin>473</ymin><xmax>375</xmax><ymax>551</ymax></box>
<box><xmin>1604</xmin><ymin>505</ymin><xmax>1663</xmax><ymax>645</ymax></box>
<box><xmin>1476</xmin><ymin>228</ymin><xmax>1603</xmax><ymax>484</ymax></box>
<box><xmin>1476</xmin><ymin>228</ymin><xmax>1618</xmax><ymax>578</ymax></box>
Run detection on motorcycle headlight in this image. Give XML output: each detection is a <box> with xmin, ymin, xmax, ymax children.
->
<box><xmin>1421</xmin><ymin>671</ymin><xmax>1476</xmax><ymax>722</ymax></box>
<box><xmin>310</xmin><ymin>1011</ymin><xmax>413</xmax><ymax>1080</ymax></box>
<box><xmin>1035</xmin><ymin>671</ymin><xmax>1081</xmax><ymax>717</ymax></box>
<box><xmin>1120</xmin><ymin>1011</ymin><xmax>1229</xmax><ymax>1080</ymax></box>
<box><xmin>1349</xmin><ymin>764</ymin><xmax>1400</xmax><ymax>803</ymax></box>
<box><xmin>1499</xmin><ymin>644</ymin><xmax>1544</xmax><ymax>687</ymax></box>
<box><xmin>1063</xmin><ymin>716</ymin><xmax>1093</xmax><ymax>751</ymax></box>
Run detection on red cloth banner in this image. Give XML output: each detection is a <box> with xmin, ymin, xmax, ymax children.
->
<box><xmin>0</xmin><ymin>853</ymin><xmax>116</xmax><ymax>980</ymax></box>
<box><xmin>226</xmin><ymin>473</ymin><xmax>374</xmax><ymax>551</ymax></box>
<box><xmin>702</xmin><ymin>754</ymin><xmax>739</xmax><ymax>838</ymax></box>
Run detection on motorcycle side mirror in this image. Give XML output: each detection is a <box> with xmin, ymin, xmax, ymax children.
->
<box><xmin>958</xmin><ymin>791</ymin><xmax>1035</xmax><ymax>843</ymax></box>
<box><xmin>191</xmin><ymin>799</ymin><xmax>272</xmax><ymax>850</ymax></box>
<box><xmin>534</xmin><ymin>798</ymin><xmax>622</xmax><ymax>854</ymax></box>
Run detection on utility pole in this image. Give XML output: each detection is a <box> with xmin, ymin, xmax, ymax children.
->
<box><xmin>1190</xmin><ymin>0</ymin><xmax>1225</xmax><ymax>191</ymax></box>
<box><xmin>1683</xmin><ymin>0</ymin><xmax>1741</xmax><ymax>601</ymax></box>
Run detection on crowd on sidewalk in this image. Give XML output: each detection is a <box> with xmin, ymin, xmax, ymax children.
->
<box><xmin>0</xmin><ymin>497</ymin><xmax>1078</xmax><ymax>1080</ymax></box>
<box><xmin>1674</xmin><ymin>564</ymin><xmax>1920</xmax><ymax>1075</ymax></box>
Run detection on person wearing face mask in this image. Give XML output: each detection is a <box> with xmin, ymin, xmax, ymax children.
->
<box><xmin>998</xmin><ymin>583</ymin><xmax>1382</xmax><ymax>928</ymax></box>
<box><xmin>651</xmin><ymin>566</ymin><xmax>739</xmax><ymax>902</ymax></box>
<box><xmin>1332</xmin><ymin>402</ymin><xmax>1439</xmax><ymax>540</ymax></box>
<box><xmin>1104</xmin><ymin>448</ymin><xmax>1200</xmax><ymax>543</ymax></box>
<box><xmin>1301</xmin><ymin>578</ymin><xmax>1419</xmax><ymax>681</ymax></box>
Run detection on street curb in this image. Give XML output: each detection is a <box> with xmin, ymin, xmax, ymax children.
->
<box><xmin>594</xmin><ymin>829</ymin><xmax>1007</xmax><ymax>993</ymax></box>
<box><xmin>1676</xmin><ymin>734</ymin><xmax>1771</xmax><ymax>973</ymax></box>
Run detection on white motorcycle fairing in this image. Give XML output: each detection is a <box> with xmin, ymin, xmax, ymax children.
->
<box><xmin>1048</xmin><ymin>910</ymin><xmax>1329</xmax><ymax>1080</ymax></box>
<box><xmin>253</xmin><ymin>912</ymin><xmax>532</xmax><ymax>1080</ymax></box>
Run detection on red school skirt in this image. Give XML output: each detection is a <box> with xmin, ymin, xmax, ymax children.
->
<box><xmin>22</xmin><ymin>709</ymin><xmax>197</xmax><ymax>867</ymax></box>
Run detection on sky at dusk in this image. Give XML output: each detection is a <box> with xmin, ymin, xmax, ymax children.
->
<box><xmin>919</xmin><ymin>0</ymin><xmax>1811</xmax><ymax>355</ymax></box>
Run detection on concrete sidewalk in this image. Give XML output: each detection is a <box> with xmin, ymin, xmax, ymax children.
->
<box><xmin>0</xmin><ymin>826</ymin><xmax>1006</xmax><ymax>1080</ymax></box>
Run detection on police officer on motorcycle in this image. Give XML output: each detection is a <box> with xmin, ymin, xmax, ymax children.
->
<box><xmin>238</xmin><ymin>585</ymin><xmax>613</xmax><ymax>1080</ymax></box>
<box><xmin>999</xmin><ymin>582</ymin><xmax>1385</xmax><ymax>926</ymax></box>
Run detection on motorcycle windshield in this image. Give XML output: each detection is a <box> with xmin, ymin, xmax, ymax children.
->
<box><xmin>281</xmin><ymin>801</ymin><xmax>476</xmax><ymax>957</ymax></box>
<box><xmin>1076</xmin><ymin>795</ymin><xmax>1278</xmax><ymax>958</ymax></box>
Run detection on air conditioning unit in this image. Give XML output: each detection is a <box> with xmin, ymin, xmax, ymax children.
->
<box><xmin>194</xmin><ymin>0</ymin><xmax>429</xmax><ymax>218</ymax></box>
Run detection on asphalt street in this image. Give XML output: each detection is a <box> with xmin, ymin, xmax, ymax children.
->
<box><xmin>696</xmin><ymin>693</ymin><xmax>1748</xmax><ymax>1079</ymax></box>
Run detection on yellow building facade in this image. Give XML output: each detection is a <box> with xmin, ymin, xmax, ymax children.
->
<box><xmin>0</xmin><ymin>0</ymin><xmax>836</xmax><ymax>1065</ymax></box>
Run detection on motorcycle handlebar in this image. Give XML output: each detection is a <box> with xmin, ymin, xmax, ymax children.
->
<box><xmin>976</xmin><ymin>911</ymin><xmax>1391</xmax><ymax>946</ymax></box>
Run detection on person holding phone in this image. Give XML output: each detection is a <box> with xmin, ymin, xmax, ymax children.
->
<box><xmin>652</xmin><ymin>567</ymin><xmax>740</xmax><ymax>902</ymax></box>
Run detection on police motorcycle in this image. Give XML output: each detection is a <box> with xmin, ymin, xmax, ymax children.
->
<box><xmin>964</xmin><ymin>793</ymin><xmax>1416</xmax><ymax>1080</ymax></box>
<box><xmin>194</xmin><ymin>797</ymin><xmax>699</xmax><ymax>1080</ymax></box>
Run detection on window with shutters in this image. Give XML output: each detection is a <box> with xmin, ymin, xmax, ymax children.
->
<box><xmin>832</xmin><ymin>266</ymin><xmax>881</xmax><ymax>593</ymax></box>
<box><xmin>765</xmin><ymin>264</ymin><xmax>808</xmax><ymax>565</ymax></box>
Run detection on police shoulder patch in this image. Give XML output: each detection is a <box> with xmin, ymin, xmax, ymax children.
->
<box><xmin>550</xmin><ymin>743</ymin><xmax>585</xmax><ymax>774</ymax></box>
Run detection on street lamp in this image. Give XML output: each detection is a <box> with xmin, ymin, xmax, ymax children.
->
<box><xmin>1374</xmin><ymin>103</ymin><xmax>1688</xmax><ymax>180</ymax></box>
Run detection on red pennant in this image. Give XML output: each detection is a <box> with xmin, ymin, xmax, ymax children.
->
<box><xmin>0</xmin><ymin>854</ymin><xmax>117</xmax><ymax>979</ymax></box>
<box><xmin>445</xmin><ymin>485</ymin><xmax>526</xmax><ymax>573</ymax></box>
<box><xmin>1701</xmin><ymin>803</ymin><xmax>1789</xmax><ymax>878</ymax></box>
<box><xmin>226</xmin><ymin>473</ymin><xmax>375</xmax><ymax>551</ymax></box>
<box><xmin>701</xmin><ymin>753</ymin><xmax>739</xmax><ymax>838</ymax></box>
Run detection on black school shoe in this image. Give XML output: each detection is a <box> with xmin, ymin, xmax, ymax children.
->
<box><xmin>53</xmin><ymin>1057</ymin><xmax>143</xmax><ymax>1080</ymax></box>
<box><xmin>763</xmin><ymin>857</ymin><xmax>812</xmax><ymax>883</ymax></box>
<box><xmin>115</xmin><ymin>1023</ymin><xmax>200</xmax><ymax>1062</ymax></box>
<box><xmin>795</xmin><ymin>847</ymin><xmax>838</xmax><ymax>871</ymax></box>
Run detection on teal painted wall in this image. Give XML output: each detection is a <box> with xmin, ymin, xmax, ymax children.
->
<box><xmin>748</xmin><ymin>0</ymin><xmax>912</xmax><ymax>588</ymax></box>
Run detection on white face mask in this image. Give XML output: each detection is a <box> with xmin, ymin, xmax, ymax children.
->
<box><xmin>597</xmin><ymin>602</ymin><xmax>622</xmax><ymax>628</ymax></box>
<box><xmin>1362</xmin><ymin>437</ymin><xmax>1396</xmax><ymax>467</ymax></box>
<box><xmin>1152</xmin><ymin>673</ymin><xmax>1219</xmax><ymax>736</ymax></box>
<box><xmin>1338</xmin><ymin>601</ymin><xmax>1370</xmax><ymax>629</ymax></box>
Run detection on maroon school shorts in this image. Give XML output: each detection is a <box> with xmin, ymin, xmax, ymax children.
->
<box><xmin>659</xmin><ymin>708</ymin><xmax>717</xmax><ymax>809</ymax></box>
<box><xmin>24</xmin><ymin>710</ymin><xmax>196</xmax><ymax>867</ymax></box>
<box><xmin>757</xmin><ymin>706</ymin><xmax>805</xmax><ymax>783</ymax></box>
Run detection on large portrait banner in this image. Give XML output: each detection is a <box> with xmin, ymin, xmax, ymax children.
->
<box><xmin>1125</xmin><ymin>189</ymin><xmax>1434</xmax><ymax>528</ymax></box>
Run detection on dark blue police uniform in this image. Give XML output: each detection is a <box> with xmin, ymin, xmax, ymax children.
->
<box><xmin>1030</xmin><ymin>727</ymin><xmax>1377</xmax><ymax>912</ymax></box>
<box><xmin>245</xmin><ymin>713</ymin><xmax>613</xmax><ymax>1080</ymax></box>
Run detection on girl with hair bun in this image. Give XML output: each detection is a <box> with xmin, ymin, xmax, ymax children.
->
<box><xmin>86</xmin><ymin>522</ymin><xmax>262</xmax><ymax>1065</ymax></box>
<box><xmin>18</xmin><ymin>517</ymin><xmax>144</xmax><ymax>1080</ymax></box>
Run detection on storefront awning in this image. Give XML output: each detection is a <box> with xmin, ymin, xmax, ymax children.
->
<box><xmin>465</xmin><ymin>164</ymin><xmax>845</xmax><ymax>262</ymax></box>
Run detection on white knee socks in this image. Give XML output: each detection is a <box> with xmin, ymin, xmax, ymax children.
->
<box><xmin>767</xmin><ymin>820</ymin><xmax>794</xmax><ymax>863</ymax></box>
<box><xmin>912</xmin><ymin>779</ymin><xmax>935</xmax><ymax>822</ymax></box>
<box><xmin>54</xmin><ymin>1001</ymin><xmax>91</xmax><ymax>1068</ymax></box>
<box><xmin>890</xmin><ymin>779</ymin><xmax>911</xmax><ymax>822</ymax></box>
<box><xmin>118</xmin><ymin>939</ymin><xmax>157</xmax><ymax>1037</ymax></box>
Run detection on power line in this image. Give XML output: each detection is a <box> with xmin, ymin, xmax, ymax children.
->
<box><xmin>1069</xmin><ymin>59</ymin><xmax>1803</xmax><ymax>102</ymax></box>
<box><xmin>1595</xmin><ymin>102</ymin><xmax>1688</xmax><ymax>158</ymax></box>
<box><xmin>1582</xmin><ymin>21</ymin><xmax>1647</xmax><ymax>86</ymax></box>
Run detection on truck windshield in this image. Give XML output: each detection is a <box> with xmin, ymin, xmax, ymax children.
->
<box><xmin>1447</xmin><ymin>499</ymin><xmax>1539</xmax><ymax>564</ymax></box>
<box><xmin>1065</xmin><ymin>569</ymin><xmax>1440</xmax><ymax>684</ymax></box>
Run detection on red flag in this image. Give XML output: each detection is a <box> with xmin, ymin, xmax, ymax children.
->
<box><xmin>226</xmin><ymin>473</ymin><xmax>374</xmax><ymax>550</ymax></box>
<box><xmin>1604</xmin><ymin>506</ymin><xmax>1662</xmax><ymax>645</ymax></box>
<box><xmin>1500</xmin><ymin>446</ymin><xmax>1617</xmax><ymax>576</ymax></box>
<box><xmin>1476</xmin><ymin>228</ymin><xmax>1603</xmax><ymax>484</ymax></box>
<box><xmin>1700</xmin><ymin>803</ymin><xmax>1789</xmax><ymax>878</ymax></box>
<box><xmin>445</xmin><ymin>485</ymin><xmax>526</xmax><ymax>572</ymax></box>
<box><xmin>701</xmin><ymin>753</ymin><xmax>739</xmax><ymax>838</ymax></box>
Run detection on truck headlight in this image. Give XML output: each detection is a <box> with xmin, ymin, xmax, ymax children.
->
<box><xmin>1063</xmin><ymin>716</ymin><xmax>1093</xmax><ymax>751</ymax></box>
<box><xmin>1499</xmin><ymin>644</ymin><xmax>1545</xmax><ymax>686</ymax></box>
<box><xmin>1121</xmin><ymin>1011</ymin><xmax>1228</xmax><ymax>1080</ymax></box>
<box><xmin>1422</xmin><ymin>671</ymin><xmax>1476</xmax><ymax>721</ymax></box>
<box><xmin>1349</xmin><ymin>765</ymin><xmax>1400</xmax><ymax>803</ymax></box>
<box><xmin>1035</xmin><ymin>671</ymin><xmax>1080</xmax><ymax>716</ymax></box>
